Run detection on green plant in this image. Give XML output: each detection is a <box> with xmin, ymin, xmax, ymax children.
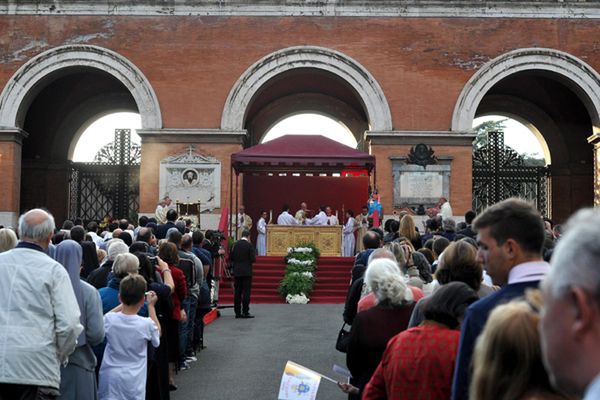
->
<box><xmin>278</xmin><ymin>273</ymin><xmax>314</xmax><ymax>297</ymax></box>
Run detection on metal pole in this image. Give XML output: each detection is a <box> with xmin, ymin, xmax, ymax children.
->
<box><xmin>235</xmin><ymin>172</ymin><xmax>239</xmax><ymax>240</ymax></box>
<box><xmin>229</xmin><ymin>164</ymin><xmax>234</xmax><ymax>238</ymax></box>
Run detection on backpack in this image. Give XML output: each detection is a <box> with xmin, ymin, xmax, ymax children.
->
<box><xmin>178</xmin><ymin>258</ymin><xmax>196</xmax><ymax>289</ymax></box>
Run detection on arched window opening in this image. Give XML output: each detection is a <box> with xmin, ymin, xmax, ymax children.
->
<box><xmin>72</xmin><ymin>112</ymin><xmax>142</xmax><ymax>162</ymax></box>
<box><xmin>262</xmin><ymin>113</ymin><xmax>358</xmax><ymax>148</ymax></box>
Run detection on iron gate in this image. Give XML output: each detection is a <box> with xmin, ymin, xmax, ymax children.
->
<box><xmin>69</xmin><ymin>129</ymin><xmax>141</xmax><ymax>222</ymax></box>
<box><xmin>472</xmin><ymin>131</ymin><xmax>551</xmax><ymax>216</ymax></box>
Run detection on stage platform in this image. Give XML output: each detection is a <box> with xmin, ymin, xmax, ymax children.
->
<box><xmin>216</xmin><ymin>256</ymin><xmax>354</xmax><ymax>305</ymax></box>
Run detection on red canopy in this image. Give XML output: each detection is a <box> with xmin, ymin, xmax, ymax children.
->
<box><xmin>231</xmin><ymin>135</ymin><xmax>375</xmax><ymax>173</ymax></box>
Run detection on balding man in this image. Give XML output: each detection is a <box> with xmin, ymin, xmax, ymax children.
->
<box><xmin>0</xmin><ymin>209</ymin><xmax>83</xmax><ymax>399</ymax></box>
<box><xmin>540</xmin><ymin>209</ymin><xmax>600</xmax><ymax>399</ymax></box>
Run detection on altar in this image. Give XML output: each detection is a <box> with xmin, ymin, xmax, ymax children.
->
<box><xmin>266</xmin><ymin>225</ymin><xmax>342</xmax><ymax>257</ymax></box>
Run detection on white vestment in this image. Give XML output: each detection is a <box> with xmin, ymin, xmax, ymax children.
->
<box><xmin>277</xmin><ymin>211</ymin><xmax>298</xmax><ymax>225</ymax></box>
<box><xmin>342</xmin><ymin>217</ymin><xmax>356</xmax><ymax>257</ymax></box>
<box><xmin>440</xmin><ymin>202</ymin><xmax>453</xmax><ymax>219</ymax></box>
<box><xmin>327</xmin><ymin>215</ymin><xmax>339</xmax><ymax>225</ymax></box>
<box><xmin>256</xmin><ymin>217</ymin><xmax>267</xmax><ymax>256</ymax></box>
<box><xmin>155</xmin><ymin>205</ymin><xmax>167</xmax><ymax>223</ymax></box>
<box><xmin>306</xmin><ymin>211</ymin><xmax>328</xmax><ymax>226</ymax></box>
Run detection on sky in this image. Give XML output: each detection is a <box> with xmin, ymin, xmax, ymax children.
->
<box><xmin>72</xmin><ymin>112</ymin><xmax>142</xmax><ymax>162</ymax></box>
<box><xmin>72</xmin><ymin>112</ymin><xmax>544</xmax><ymax>162</ymax></box>
<box><xmin>472</xmin><ymin>115</ymin><xmax>545</xmax><ymax>159</ymax></box>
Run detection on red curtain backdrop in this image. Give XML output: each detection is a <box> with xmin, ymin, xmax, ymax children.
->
<box><xmin>242</xmin><ymin>175</ymin><xmax>369</xmax><ymax>239</ymax></box>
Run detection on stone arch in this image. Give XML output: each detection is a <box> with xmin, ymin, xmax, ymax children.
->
<box><xmin>221</xmin><ymin>46</ymin><xmax>392</xmax><ymax>132</ymax></box>
<box><xmin>452</xmin><ymin>48</ymin><xmax>600</xmax><ymax>133</ymax></box>
<box><xmin>0</xmin><ymin>44</ymin><xmax>162</xmax><ymax>129</ymax></box>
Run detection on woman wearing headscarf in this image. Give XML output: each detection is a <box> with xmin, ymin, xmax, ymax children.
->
<box><xmin>54</xmin><ymin>239</ymin><xmax>104</xmax><ymax>400</ymax></box>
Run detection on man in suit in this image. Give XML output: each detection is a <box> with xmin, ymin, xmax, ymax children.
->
<box><xmin>451</xmin><ymin>198</ymin><xmax>548</xmax><ymax>400</ymax></box>
<box><xmin>155</xmin><ymin>209</ymin><xmax>178</xmax><ymax>240</ymax></box>
<box><xmin>230</xmin><ymin>229</ymin><xmax>256</xmax><ymax>319</ymax></box>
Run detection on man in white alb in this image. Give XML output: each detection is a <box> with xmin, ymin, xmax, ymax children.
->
<box><xmin>305</xmin><ymin>205</ymin><xmax>328</xmax><ymax>226</ymax></box>
<box><xmin>256</xmin><ymin>210</ymin><xmax>267</xmax><ymax>256</ymax></box>
<box><xmin>438</xmin><ymin>197</ymin><xmax>453</xmax><ymax>219</ymax></box>
<box><xmin>295</xmin><ymin>202</ymin><xmax>308</xmax><ymax>224</ymax></box>
<box><xmin>325</xmin><ymin>206</ymin><xmax>339</xmax><ymax>225</ymax></box>
<box><xmin>237</xmin><ymin>205</ymin><xmax>253</xmax><ymax>239</ymax></box>
<box><xmin>155</xmin><ymin>196</ymin><xmax>172</xmax><ymax>224</ymax></box>
<box><xmin>277</xmin><ymin>204</ymin><xmax>298</xmax><ymax>225</ymax></box>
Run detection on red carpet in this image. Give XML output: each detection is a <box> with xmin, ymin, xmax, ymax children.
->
<box><xmin>216</xmin><ymin>256</ymin><xmax>354</xmax><ymax>305</ymax></box>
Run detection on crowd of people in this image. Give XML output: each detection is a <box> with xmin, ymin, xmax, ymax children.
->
<box><xmin>2</xmin><ymin>196</ymin><xmax>600</xmax><ymax>400</ymax></box>
<box><xmin>338</xmin><ymin>197</ymin><xmax>592</xmax><ymax>400</ymax></box>
<box><xmin>0</xmin><ymin>208</ymin><xmax>220</xmax><ymax>400</ymax></box>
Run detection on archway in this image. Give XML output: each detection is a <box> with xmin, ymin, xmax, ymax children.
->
<box><xmin>221</xmin><ymin>46</ymin><xmax>392</xmax><ymax>148</ymax></box>
<box><xmin>0</xmin><ymin>45</ymin><xmax>161</xmax><ymax>224</ymax></box>
<box><xmin>453</xmin><ymin>48</ymin><xmax>600</xmax><ymax>221</ymax></box>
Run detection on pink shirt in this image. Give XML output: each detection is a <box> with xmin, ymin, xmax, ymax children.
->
<box><xmin>507</xmin><ymin>261</ymin><xmax>549</xmax><ymax>285</ymax></box>
<box><xmin>357</xmin><ymin>287</ymin><xmax>424</xmax><ymax>313</ymax></box>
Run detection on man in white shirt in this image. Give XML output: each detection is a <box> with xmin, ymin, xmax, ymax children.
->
<box><xmin>539</xmin><ymin>209</ymin><xmax>600</xmax><ymax>400</ymax></box>
<box><xmin>305</xmin><ymin>205</ymin><xmax>328</xmax><ymax>226</ymax></box>
<box><xmin>277</xmin><ymin>204</ymin><xmax>298</xmax><ymax>225</ymax></box>
<box><xmin>0</xmin><ymin>209</ymin><xmax>83</xmax><ymax>399</ymax></box>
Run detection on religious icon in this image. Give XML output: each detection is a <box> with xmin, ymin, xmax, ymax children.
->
<box><xmin>182</xmin><ymin>169</ymin><xmax>199</xmax><ymax>186</ymax></box>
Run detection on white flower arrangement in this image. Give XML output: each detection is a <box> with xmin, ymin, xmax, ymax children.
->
<box><xmin>287</xmin><ymin>258</ymin><xmax>315</xmax><ymax>267</ymax></box>
<box><xmin>287</xmin><ymin>247</ymin><xmax>313</xmax><ymax>254</ymax></box>
<box><xmin>291</xmin><ymin>271</ymin><xmax>314</xmax><ymax>279</ymax></box>
<box><xmin>286</xmin><ymin>293</ymin><xmax>310</xmax><ymax>304</ymax></box>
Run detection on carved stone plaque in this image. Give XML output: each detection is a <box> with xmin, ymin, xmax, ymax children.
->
<box><xmin>391</xmin><ymin>155</ymin><xmax>453</xmax><ymax>207</ymax></box>
<box><xmin>400</xmin><ymin>172</ymin><xmax>443</xmax><ymax>199</ymax></box>
<box><xmin>159</xmin><ymin>146</ymin><xmax>221</xmax><ymax>211</ymax></box>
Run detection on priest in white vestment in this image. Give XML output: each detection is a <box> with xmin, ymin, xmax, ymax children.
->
<box><xmin>256</xmin><ymin>210</ymin><xmax>267</xmax><ymax>256</ymax></box>
<box><xmin>155</xmin><ymin>196</ymin><xmax>173</xmax><ymax>223</ymax></box>
<box><xmin>325</xmin><ymin>206</ymin><xmax>339</xmax><ymax>225</ymax></box>
<box><xmin>305</xmin><ymin>205</ymin><xmax>328</xmax><ymax>225</ymax></box>
<box><xmin>277</xmin><ymin>204</ymin><xmax>298</xmax><ymax>225</ymax></box>
<box><xmin>294</xmin><ymin>202</ymin><xmax>308</xmax><ymax>224</ymax></box>
<box><xmin>438</xmin><ymin>197</ymin><xmax>453</xmax><ymax>219</ymax></box>
<box><xmin>342</xmin><ymin>210</ymin><xmax>357</xmax><ymax>257</ymax></box>
<box><xmin>236</xmin><ymin>205</ymin><xmax>253</xmax><ymax>239</ymax></box>
<box><xmin>355</xmin><ymin>206</ymin><xmax>369</xmax><ymax>252</ymax></box>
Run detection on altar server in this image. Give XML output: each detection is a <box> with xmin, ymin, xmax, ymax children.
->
<box><xmin>343</xmin><ymin>210</ymin><xmax>357</xmax><ymax>257</ymax></box>
<box><xmin>326</xmin><ymin>206</ymin><xmax>339</xmax><ymax>225</ymax></box>
<box><xmin>306</xmin><ymin>205</ymin><xmax>328</xmax><ymax>226</ymax></box>
<box><xmin>256</xmin><ymin>210</ymin><xmax>267</xmax><ymax>256</ymax></box>
<box><xmin>277</xmin><ymin>204</ymin><xmax>298</xmax><ymax>225</ymax></box>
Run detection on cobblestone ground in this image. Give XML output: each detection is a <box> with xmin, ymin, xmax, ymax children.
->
<box><xmin>171</xmin><ymin>304</ymin><xmax>348</xmax><ymax>400</ymax></box>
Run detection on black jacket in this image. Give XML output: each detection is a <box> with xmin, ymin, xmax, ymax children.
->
<box><xmin>155</xmin><ymin>221</ymin><xmax>176</xmax><ymax>240</ymax></box>
<box><xmin>229</xmin><ymin>239</ymin><xmax>256</xmax><ymax>277</ymax></box>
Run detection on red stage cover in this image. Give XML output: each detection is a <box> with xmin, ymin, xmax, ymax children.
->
<box><xmin>243</xmin><ymin>175</ymin><xmax>369</xmax><ymax>235</ymax></box>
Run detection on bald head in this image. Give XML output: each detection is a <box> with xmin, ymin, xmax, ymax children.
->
<box><xmin>18</xmin><ymin>209</ymin><xmax>55</xmax><ymax>249</ymax></box>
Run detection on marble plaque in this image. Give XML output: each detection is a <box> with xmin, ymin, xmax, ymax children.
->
<box><xmin>159</xmin><ymin>147</ymin><xmax>221</xmax><ymax>212</ymax></box>
<box><xmin>400</xmin><ymin>172</ymin><xmax>443</xmax><ymax>199</ymax></box>
<box><xmin>391</xmin><ymin>155</ymin><xmax>452</xmax><ymax>208</ymax></box>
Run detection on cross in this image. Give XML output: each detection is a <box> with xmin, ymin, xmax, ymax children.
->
<box><xmin>187</xmin><ymin>144</ymin><xmax>195</xmax><ymax>157</ymax></box>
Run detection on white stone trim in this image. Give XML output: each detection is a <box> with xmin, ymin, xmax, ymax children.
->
<box><xmin>1</xmin><ymin>1</ymin><xmax>600</xmax><ymax>19</ymax></box>
<box><xmin>0</xmin><ymin>212</ymin><xmax>18</xmax><ymax>229</ymax></box>
<box><xmin>0</xmin><ymin>44</ymin><xmax>162</xmax><ymax>129</ymax></box>
<box><xmin>452</xmin><ymin>48</ymin><xmax>600</xmax><ymax>134</ymax></box>
<box><xmin>221</xmin><ymin>46</ymin><xmax>392</xmax><ymax>132</ymax></box>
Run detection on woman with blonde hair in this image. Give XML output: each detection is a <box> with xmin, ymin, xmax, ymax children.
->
<box><xmin>470</xmin><ymin>293</ymin><xmax>570</xmax><ymax>400</ymax></box>
<box><xmin>399</xmin><ymin>214</ymin><xmax>421</xmax><ymax>250</ymax></box>
<box><xmin>0</xmin><ymin>228</ymin><xmax>18</xmax><ymax>253</ymax></box>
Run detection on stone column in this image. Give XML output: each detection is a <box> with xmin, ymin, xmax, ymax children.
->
<box><xmin>587</xmin><ymin>133</ymin><xmax>600</xmax><ymax>207</ymax></box>
<box><xmin>0</xmin><ymin>129</ymin><xmax>28</xmax><ymax>227</ymax></box>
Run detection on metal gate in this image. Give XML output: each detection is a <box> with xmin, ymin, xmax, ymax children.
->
<box><xmin>69</xmin><ymin>129</ymin><xmax>141</xmax><ymax>222</ymax></box>
<box><xmin>472</xmin><ymin>131</ymin><xmax>551</xmax><ymax>216</ymax></box>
